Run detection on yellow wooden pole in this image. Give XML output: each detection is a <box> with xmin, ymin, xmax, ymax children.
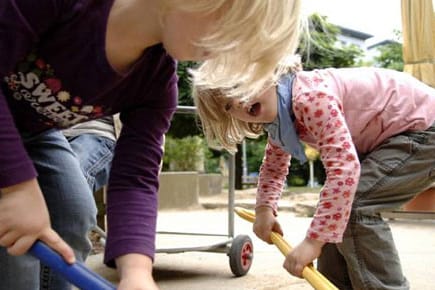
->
<box><xmin>234</xmin><ymin>207</ymin><xmax>338</xmax><ymax>290</ymax></box>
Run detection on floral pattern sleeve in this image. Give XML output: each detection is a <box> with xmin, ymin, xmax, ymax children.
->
<box><xmin>256</xmin><ymin>141</ymin><xmax>291</xmax><ymax>215</ymax></box>
<box><xmin>293</xmin><ymin>79</ymin><xmax>360</xmax><ymax>243</ymax></box>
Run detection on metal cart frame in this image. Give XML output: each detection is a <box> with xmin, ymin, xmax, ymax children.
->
<box><xmin>155</xmin><ymin>105</ymin><xmax>253</xmax><ymax>276</ymax></box>
<box><xmin>95</xmin><ymin>105</ymin><xmax>254</xmax><ymax>276</ymax></box>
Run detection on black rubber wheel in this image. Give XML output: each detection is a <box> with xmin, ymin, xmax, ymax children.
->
<box><xmin>228</xmin><ymin>235</ymin><xmax>254</xmax><ymax>277</ymax></box>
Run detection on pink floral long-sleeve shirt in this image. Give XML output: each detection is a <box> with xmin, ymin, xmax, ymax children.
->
<box><xmin>256</xmin><ymin>67</ymin><xmax>435</xmax><ymax>243</ymax></box>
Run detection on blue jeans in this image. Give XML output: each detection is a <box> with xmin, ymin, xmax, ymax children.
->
<box><xmin>66</xmin><ymin>134</ymin><xmax>115</xmax><ymax>192</ymax></box>
<box><xmin>317</xmin><ymin>124</ymin><xmax>435</xmax><ymax>290</ymax></box>
<box><xmin>0</xmin><ymin>129</ymin><xmax>97</xmax><ymax>290</ymax></box>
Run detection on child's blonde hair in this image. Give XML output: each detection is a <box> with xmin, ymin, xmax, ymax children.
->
<box><xmin>164</xmin><ymin>0</ymin><xmax>303</xmax><ymax>99</ymax></box>
<box><xmin>194</xmin><ymin>55</ymin><xmax>303</xmax><ymax>154</ymax></box>
<box><xmin>193</xmin><ymin>87</ymin><xmax>264</xmax><ymax>154</ymax></box>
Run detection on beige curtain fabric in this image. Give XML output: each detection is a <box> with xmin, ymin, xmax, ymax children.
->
<box><xmin>401</xmin><ymin>0</ymin><xmax>435</xmax><ymax>87</ymax></box>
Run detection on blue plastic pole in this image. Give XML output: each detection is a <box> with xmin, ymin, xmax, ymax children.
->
<box><xmin>29</xmin><ymin>241</ymin><xmax>116</xmax><ymax>290</ymax></box>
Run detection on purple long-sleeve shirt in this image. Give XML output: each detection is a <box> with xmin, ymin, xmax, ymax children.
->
<box><xmin>0</xmin><ymin>0</ymin><xmax>178</xmax><ymax>266</ymax></box>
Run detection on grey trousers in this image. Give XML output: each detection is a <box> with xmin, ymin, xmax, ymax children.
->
<box><xmin>317</xmin><ymin>124</ymin><xmax>435</xmax><ymax>290</ymax></box>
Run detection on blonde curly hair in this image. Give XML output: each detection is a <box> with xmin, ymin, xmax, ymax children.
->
<box><xmin>194</xmin><ymin>55</ymin><xmax>303</xmax><ymax>154</ymax></box>
<box><xmin>164</xmin><ymin>0</ymin><xmax>303</xmax><ymax>99</ymax></box>
<box><xmin>193</xmin><ymin>87</ymin><xmax>264</xmax><ymax>154</ymax></box>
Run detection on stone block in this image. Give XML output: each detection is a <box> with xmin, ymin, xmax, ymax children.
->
<box><xmin>158</xmin><ymin>171</ymin><xmax>199</xmax><ymax>209</ymax></box>
<box><xmin>198</xmin><ymin>173</ymin><xmax>223</xmax><ymax>196</ymax></box>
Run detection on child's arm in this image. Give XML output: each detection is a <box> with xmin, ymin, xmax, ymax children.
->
<box><xmin>115</xmin><ymin>253</ymin><xmax>158</xmax><ymax>290</ymax></box>
<box><xmin>254</xmin><ymin>141</ymin><xmax>290</xmax><ymax>243</ymax></box>
<box><xmin>283</xmin><ymin>237</ymin><xmax>324</xmax><ymax>278</ymax></box>
<box><xmin>283</xmin><ymin>75</ymin><xmax>360</xmax><ymax>278</ymax></box>
<box><xmin>0</xmin><ymin>178</ymin><xmax>75</xmax><ymax>263</ymax></box>
<box><xmin>293</xmin><ymin>90</ymin><xmax>360</xmax><ymax>243</ymax></box>
<box><xmin>0</xmin><ymin>2</ymin><xmax>70</xmax><ymax>254</ymax></box>
<box><xmin>254</xmin><ymin>206</ymin><xmax>283</xmax><ymax>244</ymax></box>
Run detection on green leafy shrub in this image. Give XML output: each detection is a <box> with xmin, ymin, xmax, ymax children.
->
<box><xmin>163</xmin><ymin>135</ymin><xmax>204</xmax><ymax>171</ymax></box>
<box><xmin>287</xmin><ymin>175</ymin><xmax>307</xmax><ymax>186</ymax></box>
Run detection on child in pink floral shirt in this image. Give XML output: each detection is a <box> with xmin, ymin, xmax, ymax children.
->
<box><xmin>194</xmin><ymin>66</ymin><xmax>435</xmax><ymax>289</ymax></box>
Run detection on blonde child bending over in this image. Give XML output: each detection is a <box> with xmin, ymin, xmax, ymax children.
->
<box><xmin>194</xmin><ymin>66</ymin><xmax>435</xmax><ymax>290</ymax></box>
<box><xmin>0</xmin><ymin>1</ymin><xmax>303</xmax><ymax>289</ymax></box>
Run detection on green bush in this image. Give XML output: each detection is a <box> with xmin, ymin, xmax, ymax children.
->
<box><xmin>163</xmin><ymin>135</ymin><xmax>204</xmax><ymax>171</ymax></box>
<box><xmin>287</xmin><ymin>175</ymin><xmax>307</xmax><ymax>186</ymax></box>
<box><xmin>204</xmin><ymin>148</ymin><xmax>222</xmax><ymax>173</ymax></box>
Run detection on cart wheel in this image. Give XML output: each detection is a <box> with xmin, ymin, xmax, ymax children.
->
<box><xmin>229</xmin><ymin>235</ymin><xmax>253</xmax><ymax>277</ymax></box>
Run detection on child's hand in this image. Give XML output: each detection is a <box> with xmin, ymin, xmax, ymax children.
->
<box><xmin>0</xmin><ymin>178</ymin><xmax>75</xmax><ymax>263</ymax></box>
<box><xmin>116</xmin><ymin>253</ymin><xmax>158</xmax><ymax>290</ymax></box>
<box><xmin>253</xmin><ymin>206</ymin><xmax>283</xmax><ymax>244</ymax></box>
<box><xmin>283</xmin><ymin>237</ymin><xmax>324</xmax><ymax>278</ymax></box>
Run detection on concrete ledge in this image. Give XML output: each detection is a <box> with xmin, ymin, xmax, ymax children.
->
<box><xmin>198</xmin><ymin>173</ymin><xmax>222</xmax><ymax>196</ymax></box>
<box><xmin>158</xmin><ymin>172</ymin><xmax>199</xmax><ymax>209</ymax></box>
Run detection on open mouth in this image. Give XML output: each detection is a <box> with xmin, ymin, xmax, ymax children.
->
<box><xmin>248</xmin><ymin>102</ymin><xmax>261</xmax><ymax>116</ymax></box>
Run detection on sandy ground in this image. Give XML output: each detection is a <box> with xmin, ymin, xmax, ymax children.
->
<box><xmin>87</xmin><ymin>204</ymin><xmax>435</xmax><ymax>290</ymax></box>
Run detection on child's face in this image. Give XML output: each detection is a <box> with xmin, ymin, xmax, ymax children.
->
<box><xmin>225</xmin><ymin>86</ymin><xmax>278</xmax><ymax>124</ymax></box>
<box><xmin>161</xmin><ymin>9</ymin><xmax>220</xmax><ymax>61</ymax></box>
